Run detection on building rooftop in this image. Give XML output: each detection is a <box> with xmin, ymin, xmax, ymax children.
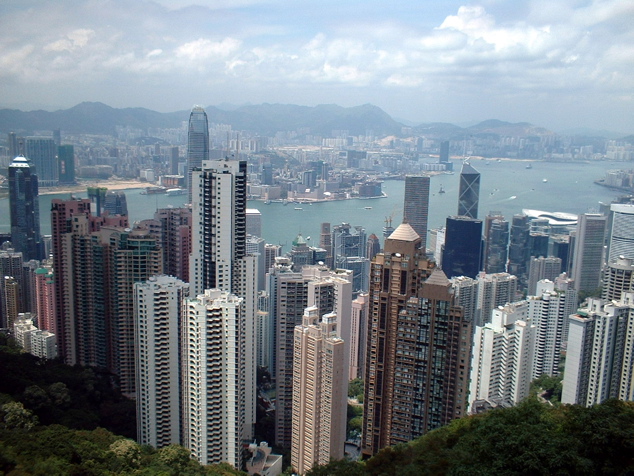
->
<box><xmin>388</xmin><ymin>223</ymin><xmax>420</xmax><ymax>242</ymax></box>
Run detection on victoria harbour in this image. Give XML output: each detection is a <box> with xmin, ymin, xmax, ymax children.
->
<box><xmin>0</xmin><ymin>159</ymin><xmax>622</xmax><ymax>249</ymax></box>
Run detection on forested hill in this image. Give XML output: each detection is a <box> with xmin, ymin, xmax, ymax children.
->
<box><xmin>308</xmin><ymin>398</ymin><xmax>634</xmax><ymax>475</ymax></box>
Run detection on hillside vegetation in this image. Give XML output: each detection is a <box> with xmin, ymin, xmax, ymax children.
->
<box><xmin>308</xmin><ymin>398</ymin><xmax>634</xmax><ymax>475</ymax></box>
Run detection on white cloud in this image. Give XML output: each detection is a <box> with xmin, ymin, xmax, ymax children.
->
<box><xmin>175</xmin><ymin>38</ymin><xmax>241</xmax><ymax>61</ymax></box>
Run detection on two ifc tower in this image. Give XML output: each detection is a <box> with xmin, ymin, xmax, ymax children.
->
<box><xmin>404</xmin><ymin>161</ymin><xmax>481</xmax><ymax>279</ymax></box>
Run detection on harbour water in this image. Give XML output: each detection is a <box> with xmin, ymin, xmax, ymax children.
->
<box><xmin>0</xmin><ymin>160</ymin><xmax>623</xmax><ymax>251</ymax></box>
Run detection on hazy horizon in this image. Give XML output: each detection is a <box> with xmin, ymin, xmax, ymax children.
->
<box><xmin>2</xmin><ymin>0</ymin><xmax>633</xmax><ymax>133</ymax></box>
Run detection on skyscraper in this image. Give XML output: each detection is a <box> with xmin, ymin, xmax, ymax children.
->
<box><xmin>57</xmin><ymin>144</ymin><xmax>75</xmax><ymax>184</ymax></box>
<box><xmin>51</xmin><ymin>198</ymin><xmax>93</xmax><ymax>362</ymax></box>
<box><xmin>528</xmin><ymin>279</ymin><xmax>577</xmax><ymax>378</ymax></box>
<box><xmin>527</xmin><ymin>257</ymin><xmax>562</xmax><ymax>296</ymax></box>
<box><xmin>332</xmin><ymin>223</ymin><xmax>367</xmax><ymax>260</ymax></box>
<box><xmin>442</xmin><ymin>216</ymin><xmax>483</xmax><ymax>279</ymax></box>
<box><xmin>25</xmin><ymin>137</ymin><xmax>57</xmax><ymax>186</ymax></box>
<box><xmin>188</xmin><ymin>157</ymin><xmax>257</xmax><ymax>465</ymax></box>
<box><xmin>468</xmin><ymin>301</ymin><xmax>534</xmax><ymax>411</ymax></box>
<box><xmin>508</xmin><ymin>214</ymin><xmax>531</xmax><ymax>289</ymax></box>
<box><xmin>362</xmin><ymin>224</ymin><xmax>471</xmax><ymax>457</ymax></box>
<box><xmin>51</xmin><ymin>198</ymin><xmax>138</xmax><ymax>371</ymax></box>
<box><xmin>190</xmin><ymin>159</ymin><xmax>248</xmax><ymax>296</ymax></box>
<box><xmin>34</xmin><ymin>267</ymin><xmax>55</xmax><ymax>333</ymax></box>
<box><xmin>349</xmin><ymin>293</ymin><xmax>369</xmax><ymax>380</ymax></box>
<box><xmin>135</xmin><ymin>276</ymin><xmax>189</xmax><ymax>448</ymax></box>
<box><xmin>603</xmin><ymin>256</ymin><xmax>634</xmax><ymax>302</ymax></box>
<box><xmin>475</xmin><ymin>272</ymin><xmax>518</xmax><ymax>326</ymax></box>
<box><xmin>458</xmin><ymin>162</ymin><xmax>480</xmax><ymax>219</ymax></box>
<box><xmin>403</xmin><ymin>175</ymin><xmax>430</xmax><ymax>249</ymax></box>
<box><xmin>9</xmin><ymin>156</ymin><xmax>43</xmax><ymax>261</ymax></box>
<box><xmin>607</xmin><ymin>204</ymin><xmax>634</xmax><ymax>263</ymax></box>
<box><xmin>103</xmin><ymin>191</ymin><xmax>128</xmax><ymax>216</ymax></box>
<box><xmin>570</xmin><ymin>213</ymin><xmax>607</xmax><ymax>293</ymax></box>
<box><xmin>182</xmin><ymin>289</ymin><xmax>248</xmax><ymax>467</ymax></box>
<box><xmin>139</xmin><ymin>207</ymin><xmax>192</xmax><ymax>283</ymax></box>
<box><xmin>272</xmin><ymin>265</ymin><xmax>352</xmax><ymax>449</ymax></box>
<box><xmin>170</xmin><ymin>146</ymin><xmax>179</xmax><ymax>175</ymax></box>
<box><xmin>319</xmin><ymin>222</ymin><xmax>333</xmax><ymax>269</ymax></box>
<box><xmin>187</xmin><ymin>106</ymin><xmax>209</xmax><ymax>203</ymax></box>
<box><xmin>562</xmin><ymin>295</ymin><xmax>634</xmax><ymax>406</ymax></box>
<box><xmin>483</xmin><ymin>211</ymin><xmax>509</xmax><ymax>273</ymax></box>
<box><xmin>366</xmin><ymin>233</ymin><xmax>380</xmax><ymax>261</ymax></box>
<box><xmin>291</xmin><ymin>307</ymin><xmax>346</xmax><ymax>475</ymax></box>
<box><xmin>439</xmin><ymin>141</ymin><xmax>450</xmax><ymax>163</ymax></box>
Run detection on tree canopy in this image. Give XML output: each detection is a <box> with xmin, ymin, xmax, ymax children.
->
<box><xmin>308</xmin><ymin>398</ymin><xmax>634</xmax><ymax>475</ymax></box>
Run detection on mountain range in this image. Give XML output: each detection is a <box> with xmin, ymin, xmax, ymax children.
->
<box><xmin>0</xmin><ymin>101</ymin><xmax>598</xmax><ymax>139</ymax></box>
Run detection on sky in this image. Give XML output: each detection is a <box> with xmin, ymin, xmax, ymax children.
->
<box><xmin>1</xmin><ymin>0</ymin><xmax>633</xmax><ymax>133</ymax></box>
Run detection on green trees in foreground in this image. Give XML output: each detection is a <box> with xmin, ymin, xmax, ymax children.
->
<box><xmin>0</xmin><ymin>424</ymin><xmax>245</xmax><ymax>475</ymax></box>
<box><xmin>307</xmin><ymin>398</ymin><xmax>634</xmax><ymax>475</ymax></box>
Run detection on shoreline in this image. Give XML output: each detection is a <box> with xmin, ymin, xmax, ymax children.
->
<box><xmin>38</xmin><ymin>180</ymin><xmax>146</xmax><ymax>196</ymax></box>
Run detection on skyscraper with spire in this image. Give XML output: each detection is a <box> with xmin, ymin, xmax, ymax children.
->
<box><xmin>9</xmin><ymin>156</ymin><xmax>43</xmax><ymax>261</ymax></box>
<box><xmin>187</xmin><ymin>106</ymin><xmax>209</xmax><ymax>203</ymax></box>
<box><xmin>458</xmin><ymin>162</ymin><xmax>480</xmax><ymax>219</ymax></box>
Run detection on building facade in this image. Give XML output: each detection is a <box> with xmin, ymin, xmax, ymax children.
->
<box><xmin>9</xmin><ymin>156</ymin><xmax>43</xmax><ymax>261</ymax></box>
<box><xmin>468</xmin><ymin>301</ymin><xmax>535</xmax><ymax>411</ymax></box>
<box><xmin>570</xmin><ymin>213</ymin><xmax>607</xmax><ymax>293</ymax></box>
<box><xmin>457</xmin><ymin>162</ymin><xmax>480</xmax><ymax>219</ymax></box>
<box><xmin>182</xmin><ymin>290</ymin><xmax>248</xmax><ymax>467</ymax></box>
<box><xmin>362</xmin><ymin>223</ymin><xmax>471</xmax><ymax>457</ymax></box>
<box><xmin>291</xmin><ymin>307</ymin><xmax>346</xmax><ymax>475</ymax></box>
<box><xmin>135</xmin><ymin>276</ymin><xmax>189</xmax><ymax>448</ymax></box>
<box><xmin>442</xmin><ymin>216</ymin><xmax>483</xmax><ymax>279</ymax></box>
<box><xmin>403</xmin><ymin>175</ymin><xmax>430</xmax><ymax>249</ymax></box>
<box><xmin>187</xmin><ymin>106</ymin><xmax>209</xmax><ymax>203</ymax></box>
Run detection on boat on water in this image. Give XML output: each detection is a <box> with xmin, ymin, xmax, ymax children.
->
<box><xmin>294</xmin><ymin>207</ymin><xmax>303</xmax><ymax>210</ymax></box>
<box><xmin>166</xmin><ymin>188</ymin><xmax>186</xmax><ymax>196</ymax></box>
<box><xmin>140</xmin><ymin>186</ymin><xmax>167</xmax><ymax>195</ymax></box>
<box><xmin>526</xmin><ymin>163</ymin><xmax>533</xmax><ymax>169</ymax></box>
<box><xmin>543</xmin><ymin>178</ymin><xmax>548</xmax><ymax>183</ymax></box>
<box><xmin>439</xmin><ymin>185</ymin><xmax>446</xmax><ymax>194</ymax></box>
<box><xmin>364</xmin><ymin>206</ymin><xmax>372</xmax><ymax>210</ymax></box>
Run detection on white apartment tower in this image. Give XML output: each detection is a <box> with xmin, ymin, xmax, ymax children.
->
<box><xmin>527</xmin><ymin>257</ymin><xmax>562</xmax><ymax>296</ymax></box>
<box><xmin>468</xmin><ymin>301</ymin><xmax>535</xmax><ymax>412</ymax></box>
<box><xmin>182</xmin><ymin>289</ymin><xmax>248</xmax><ymax>467</ymax></box>
<box><xmin>190</xmin><ymin>159</ymin><xmax>248</xmax><ymax>297</ymax></box>
<box><xmin>475</xmin><ymin>272</ymin><xmax>518</xmax><ymax>327</ymax></box>
<box><xmin>450</xmin><ymin>276</ymin><xmax>478</xmax><ymax>325</ymax></box>
<box><xmin>291</xmin><ymin>307</ymin><xmax>346</xmax><ymax>475</ymax></box>
<box><xmin>528</xmin><ymin>279</ymin><xmax>577</xmax><ymax>378</ymax></box>
<box><xmin>349</xmin><ymin>293</ymin><xmax>369</xmax><ymax>380</ymax></box>
<box><xmin>603</xmin><ymin>256</ymin><xmax>634</xmax><ymax>302</ymax></box>
<box><xmin>188</xmin><ymin>158</ymin><xmax>257</xmax><ymax>467</ymax></box>
<box><xmin>134</xmin><ymin>276</ymin><xmax>189</xmax><ymax>448</ymax></box>
<box><xmin>562</xmin><ymin>295</ymin><xmax>634</xmax><ymax>405</ymax></box>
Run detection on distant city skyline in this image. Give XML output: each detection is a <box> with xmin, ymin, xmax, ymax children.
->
<box><xmin>1</xmin><ymin>1</ymin><xmax>632</xmax><ymax>134</ymax></box>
